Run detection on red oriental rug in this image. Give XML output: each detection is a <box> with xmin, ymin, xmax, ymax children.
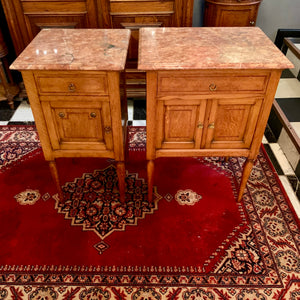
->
<box><xmin>0</xmin><ymin>125</ymin><xmax>300</xmax><ymax>299</ymax></box>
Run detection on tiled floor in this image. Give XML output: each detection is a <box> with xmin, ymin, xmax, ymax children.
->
<box><xmin>0</xmin><ymin>44</ymin><xmax>299</xmax><ymax>218</ymax></box>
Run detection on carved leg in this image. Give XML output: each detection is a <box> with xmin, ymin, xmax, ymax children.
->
<box><xmin>116</xmin><ymin>161</ymin><xmax>126</xmax><ymax>203</ymax></box>
<box><xmin>147</xmin><ymin>160</ymin><xmax>155</xmax><ymax>203</ymax></box>
<box><xmin>48</xmin><ymin>160</ymin><xmax>64</xmax><ymax>201</ymax></box>
<box><xmin>237</xmin><ymin>158</ymin><xmax>254</xmax><ymax>202</ymax></box>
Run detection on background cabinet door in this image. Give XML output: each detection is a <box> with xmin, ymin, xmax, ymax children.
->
<box><xmin>204</xmin><ymin>0</ymin><xmax>262</xmax><ymax>27</ymax></box>
<box><xmin>205</xmin><ymin>98</ymin><xmax>263</xmax><ymax>149</ymax></box>
<box><xmin>42</xmin><ymin>101</ymin><xmax>113</xmax><ymax>151</ymax></box>
<box><xmin>155</xmin><ymin>99</ymin><xmax>206</xmax><ymax>149</ymax></box>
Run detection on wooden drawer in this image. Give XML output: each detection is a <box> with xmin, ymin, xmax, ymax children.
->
<box><xmin>110</xmin><ymin>0</ymin><xmax>174</xmax><ymax>15</ymax></box>
<box><xmin>35</xmin><ymin>72</ymin><xmax>108</xmax><ymax>95</ymax></box>
<box><xmin>157</xmin><ymin>72</ymin><xmax>269</xmax><ymax>95</ymax></box>
<box><xmin>21</xmin><ymin>1</ymin><xmax>87</xmax><ymax>14</ymax></box>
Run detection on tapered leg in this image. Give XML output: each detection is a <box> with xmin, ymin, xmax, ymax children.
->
<box><xmin>116</xmin><ymin>161</ymin><xmax>126</xmax><ymax>203</ymax></box>
<box><xmin>237</xmin><ymin>158</ymin><xmax>254</xmax><ymax>202</ymax></box>
<box><xmin>147</xmin><ymin>159</ymin><xmax>155</xmax><ymax>203</ymax></box>
<box><xmin>48</xmin><ymin>160</ymin><xmax>64</xmax><ymax>201</ymax></box>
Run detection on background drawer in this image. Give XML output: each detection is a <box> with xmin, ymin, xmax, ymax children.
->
<box><xmin>157</xmin><ymin>73</ymin><xmax>269</xmax><ymax>95</ymax></box>
<box><xmin>110</xmin><ymin>1</ymin><xmax>174</xmax><ymax>14</ymax></box>
<box><xmin>35</xmin><ymin>73</ymin><xmax>108</xmax><ymax>95</ymax></box>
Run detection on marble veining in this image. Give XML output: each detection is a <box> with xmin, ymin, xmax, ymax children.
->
<box><xmin>10</xmin><ymin>29</ymin><xmax>131</xmax><ymax>71</ymax></box>
<box><xmin>138</xmin><ymin>27</ymin><xmax>294</xmax><ymax>70</ymax></box>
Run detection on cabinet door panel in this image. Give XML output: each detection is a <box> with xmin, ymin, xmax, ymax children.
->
<box><xmin>218</xmin><ymin>6</ymin><xmax>258</xmax><ymax>26</ymax></box>
<box><xmin>42</xmin><ymin>101</ymin><xmax>113</xmax><ymax>151</ymax></box>
<box><xmin>205</xmin><ymin>98</ymin><xmax>263</xmax><ymax>149</ymax></box>
<box><xmin>21</xmin><ymin>1</ymin><xmax>97</xmax><ymax>40</ymax></box>
<box><xmin>24</xmin><ymin>15</ymin><xmax>88</xmax><ymax>38</ymax></box>
<box><xmin>156</xmin><ymin>99</ymin><xmax>206</xmax><ymax>149</ymax></box>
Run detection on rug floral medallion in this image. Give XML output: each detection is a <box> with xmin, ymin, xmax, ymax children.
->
<box><xmin>0</xmin><ymin>126</ymin><xmax>300</xmax><ymax>299</ymax></box>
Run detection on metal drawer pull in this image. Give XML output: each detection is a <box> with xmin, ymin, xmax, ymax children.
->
<box><xmin>90</xmin><ymin>112</ymin><xmax>97</xmax><ymax>118</ymax></box>
<box><xmin>197</xmin><ymin>123</ymin><xmax>204</xmax><ymax>129</ymax></box>
<box><xmin>68</xmin><ymin>83</ymin><xmax>76</xmax><ymax>92</ymax></box>
<box><xmin>104</xmin><ymin>126</ymin><xmax>112</xmax><ymax>133</ymax></box>
<box><xmin>58</xmin><ymin>112</ymin><xmax>65</xmax><ymax>118</ymax></box>
<box><xmin>208</xmin><ymin>123</ymin><xmax>215</xmax><ymax>129</ymax></box>
<box><xmin>209</xmin><ymin>83</ymin><xmax>217</xmax><ymax>91</ymax></box>
<box><xmin>249</xmin><ymin>21</ymin><xmax>255</xmax><ymax>25</ymax></box>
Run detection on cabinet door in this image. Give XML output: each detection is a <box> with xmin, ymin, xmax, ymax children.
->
<box><xmin>155</xmin><ymin>99</ymin><xmax>207</xmax><ymax>149</ymax></box>
<box><xmin>42</xmin><ymin>100</ymin><xmax>113</xmax><ymax>151</ymax></box>
<box><xmin>205</xmin><ymin>98</ymin><xmax>263</xmax><ymax>149</ymax></box>
<box><xmin>21</xmin><ymin>0</ymin><xmax>98</xmax><ymax>43</ymax></box>
<box><xmin>204</xmin><ymin>2</ymin><xmax>260</xmax><ymax>27</ymax></box>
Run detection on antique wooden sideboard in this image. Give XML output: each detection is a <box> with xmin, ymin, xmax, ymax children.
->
<box><xmin>138</xmin><ymin>27</ymin><xmax>293</xmax><ymax>202</ymax></box>
<box><xmin>10</xmin><ymin>29</ymin><xmax>130</xmax><ymax>202</ymax></box>
<box><xmin>1</xmin><ymin>0</ymin><xmax>194</xmax><ymax>97</ymax></box>
<box><xmin>204</xmin><ymin>0</ymin><xmax>262</xmax><ymax>27</ymax></box>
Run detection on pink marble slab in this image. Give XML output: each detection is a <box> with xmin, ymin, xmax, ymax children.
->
<box><xmin>10</xmin><ymin>29</ymin><xmax>130</xmax><ymax>71</ymax></box>
<box><xmin>138</xmin><ymin>27</ymin><xmax>294</xmax><ymax>70</ymax></box>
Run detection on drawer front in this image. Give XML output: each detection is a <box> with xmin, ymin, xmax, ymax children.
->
<box><xmin>110</xmin><ymin>1</ymin><xmax>174</xmax><ymax>15</ymax></box>
<box><xmin>157</xmin><ymin>73</ymin><xmax>269</xmax><ymax>95</ymax></box>
<box><xmin>35</xmin><ymin>73</ymin><xmax>108</xmax><ymax>95</ymax></box>
<box><xmin>22</xmin><ymin>1</ymin><xmax>87</xmax><ymax>14</ymax></box>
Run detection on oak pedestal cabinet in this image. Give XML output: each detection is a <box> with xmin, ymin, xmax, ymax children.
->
<box><xmin>138</xmin><ymin>27</ymin><xmax>293</xmax><ymax>202</ymax></box>
<box><xmin>10</xmin><ymin>28</ymin><xmax>130</xmax><ymax>202</ymax></box>
<box><xmin>204</xmin><ymin>0</ymin><xmax>262</xmax><ymax>27</ymax></box>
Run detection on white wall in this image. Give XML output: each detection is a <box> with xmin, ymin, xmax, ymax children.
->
<box><xmin>256</xmin><ymin>0</ymin><xmax>300</xmax><ymax>41</ymax></box>
<box><xmin>192</xmin><ymin>0</ymin><xmax>300</xmax><ymax>41</ymax></box>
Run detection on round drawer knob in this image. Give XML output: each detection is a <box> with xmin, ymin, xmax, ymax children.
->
<box><xmin>58</xmin><ymin>112</ymin><xmax>65</xmax><ymax>119</ymax></box>
<box><xmin>250</xmin><ymin>21</ymin><xmax>255</xmax><ymax>25</ymax></box>
<box><xmin>90</xmin><ymin>112</ymin><xmax>97</xmax><ymax>118</ymax></box>
<box><xmin>209</xmin><ymin>83</ymin><xmax>217</xmax><ymax>91</ymax></box>
<box><xmin>104</xmin><ymin>126</ymin><xmax>112</xmax><ymax>133</ymax></box>
<box><xmin>68</xmin><ymin>83</ymin><xmax>76</xmax><ymax>92</ymax></box>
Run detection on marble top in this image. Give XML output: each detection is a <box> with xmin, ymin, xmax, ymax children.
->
<box><xmin>138</xmin><ymin>27</ymin><xmax>294</xmax><ymax>70</ymax></box>
<box><xmin>10</xmin><ymin>29</ymin><xmax>131</xmax><ymax>71</ymax></box>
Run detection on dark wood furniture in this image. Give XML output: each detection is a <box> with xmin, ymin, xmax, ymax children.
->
<box><xmin>138</xmin><ymin>27</ymin><xmax>293</xmax><ymax>202</ymax></box>
<box><xmin>0</xmin><ymin>28</ymin><xmax>19</xmax><ymax>109</ymax></box>
<box><xmin>11</xmin><ymin>29</ymin><xmax>130</xmax><ymax>202</ymax></box>
<box><xmin>204</xmin><ymin>0</ymin><xmax>262</xmax><ymax>27</ymax></box>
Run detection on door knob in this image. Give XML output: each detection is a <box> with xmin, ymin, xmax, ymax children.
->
<box><xmin>209</xmin><ymin>83</ymin><xmax>217</xmax><ymax>91</ymax></box>
<box><xmin>104</xmin><ymin>126</ymin><xmax>112</xmax><ymax>133</ymax></box>
<box><xmin>68</xmin><ymin>83</ymin><xmax>76</xmax><ymax>92</ymax></box>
